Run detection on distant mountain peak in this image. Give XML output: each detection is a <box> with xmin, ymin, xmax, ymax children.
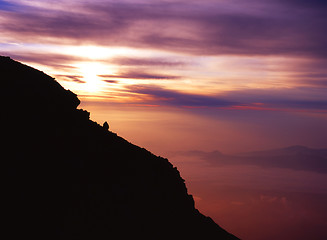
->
<box><xmin>284</xmin><ymin>145</ymin><xmax>309</xmax><ymax>151</ymax></box>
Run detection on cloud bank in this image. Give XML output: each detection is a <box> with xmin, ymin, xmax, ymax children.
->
<box><xmin>1</xmin><ymin>0</ymin><xmax>326</xmax><ymax>57</ymax></box>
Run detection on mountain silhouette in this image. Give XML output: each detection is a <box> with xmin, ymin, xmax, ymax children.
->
<box><xmin>174</xmin><ymin>146</ymin><xmax>327</xmax><ymax>174</ymax></box>
<box><xmin>1</xmin><ymin>56</ymin><xmax>239</xmax><ymax>239</ymax></box>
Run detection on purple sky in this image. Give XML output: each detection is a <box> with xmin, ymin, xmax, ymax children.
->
<box><xmin>1</xmin><ymin>0</ymin><xmax>326</xmax><ymax>114</ymax></box>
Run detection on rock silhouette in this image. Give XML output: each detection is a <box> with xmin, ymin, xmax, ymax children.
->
<box><xmin>1</xmin><ymin>56</ymin><xmax>239</xmax><ymax>240</ymax></box>
<box><xmin>103</xmin><ymin>121</ymin><xmax>109</xmax><ymax>131</ymax></box>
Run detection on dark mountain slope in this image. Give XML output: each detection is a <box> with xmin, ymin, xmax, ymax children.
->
<box><xmin>1</xmin><ymin>56</ymin><xmax>239</xmax><ymax>239</ymax></box>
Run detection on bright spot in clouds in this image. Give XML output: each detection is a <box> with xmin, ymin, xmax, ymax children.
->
<box><xmin>75</xmin><ymin>62</ymin><xmax>108</xmax><ymax>94</ymax></box>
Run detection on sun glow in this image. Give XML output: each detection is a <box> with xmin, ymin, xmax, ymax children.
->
<box><xmin>61</xmin><ymin>45</ymin><xmax>148</xmax><ymax>60</ymax></box>
<box><xmin>55</xmin><ymin>45</ymin><xmax>156</xmax><ymax>97</ymax></box>
<box><xmin>73</xmin><ymin>61</ymin><xmax>115</xmax><ymax>95</ymax></box>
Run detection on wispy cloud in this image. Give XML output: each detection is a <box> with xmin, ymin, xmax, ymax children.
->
<box><xmin>55</xmin><ymin>74</ymin><xmax>85</xmax><ymax>83</ymax></box>
<box><xmin>123</xmin><ymin>85</ymin><xmax>237</xmax><ymax>107</ymax></box>
<box><xmin>102</xmin><ymin>79</ymin><xmax>118</xmax><ymax>84</ymax></box>
<box><xmin>1</xmin><ymin>0</ymin><xmax>326</xmax><ymax>57</ymax></box>
<box><xmin>98</xmin><ymin>71</ymin><xmax>180</xmax><ymax>80</ymax></box>
<box><xmin>120</xmin><ymin>84</ymin><xmax>327</xmax><ymax>112</ymax></box>
<box><xmin>0</xmin><ymin>52</ymin><xmax>80</xmax><ymax>70</ymax></box>
<box><xmin>110</xmin><ymin>57</ymin><xmax>186</xmax><ymax>67</ymax></box>
<box><xmin>1</xmin><ymin>0</ymin><xmax>327</xmax><ymax>123</ymax></box>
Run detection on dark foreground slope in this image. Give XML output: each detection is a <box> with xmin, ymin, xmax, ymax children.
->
<box><xmin>1</xmin><ymin>56</ymin><xmax>239</xmax><ymax>240</ymax></box>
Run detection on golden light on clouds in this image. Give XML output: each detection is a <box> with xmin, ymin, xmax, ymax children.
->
<box><xmin>76</xmin><ymin>62</ymin><xmax>107</xmax><ymax>94</ymax></box>
<box><xmin>60</xmin><ymin>45</ymin><xmax>156</xmax><ymax>61</ymax></box>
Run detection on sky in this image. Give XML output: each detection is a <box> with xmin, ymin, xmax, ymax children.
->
<box><xmin>1</xmin><ymin>0</ymin><xmax>327</xmax><ymax>239</ymax></box>
<box><xmin>1</xmin><ymin>0</ymin><xmax>326</xmax><ymax>154</ymax></box>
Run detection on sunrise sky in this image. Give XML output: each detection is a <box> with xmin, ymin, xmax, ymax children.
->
<box><xmin>1</xmin><ymin>0</ymin><xmax>327</xmax><ymax>239</ymax></box>
<box><xmin>1</xmin><ymin>0</ymin><xmax>327</xmax><ymax>154</ymax></box>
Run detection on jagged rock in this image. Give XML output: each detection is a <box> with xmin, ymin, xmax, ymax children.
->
<box><xmin>1</xmin><ymin>56</ymin><xmax>239</xmax><ymax>240</ymax></box>
<box><xmin>103</xmin><ymin>121</ymin><xmax>109</xmax><ymax>131</ymax></box>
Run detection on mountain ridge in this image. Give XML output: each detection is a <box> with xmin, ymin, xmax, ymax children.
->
<box><xmin>238</xmin><ymin>145</ymin><xmax>326</xmax><ymax>157</ymax></box>
<box><xmin>172</xmin><ymin>145</ymin><xmax>327</xmax><ymax>174</ymax></box>
<box><xmin>2</xmin><ymin>56</ymin><xmax>239</xmax><ymax>239</ymax></box>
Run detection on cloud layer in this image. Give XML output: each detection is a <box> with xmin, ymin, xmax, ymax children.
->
<box><xmin>1</xmin><ymin>0</ymin><xmax>326</xmax><ymax>121</ymax></box>
<box><xmin>1</xmin><ymin>0</ymin><xmax>327</xmax><ymax>57</ymax></box>
<box><xmin>117</xmin><ymin>84</ymin><xmax>327</xmax><ymax>111</ymax></box>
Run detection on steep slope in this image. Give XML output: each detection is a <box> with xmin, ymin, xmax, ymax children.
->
<box><xmin>1</xmin><ymin>56</ymin><xmax>239</xmax><ymax>239</ymax></box>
